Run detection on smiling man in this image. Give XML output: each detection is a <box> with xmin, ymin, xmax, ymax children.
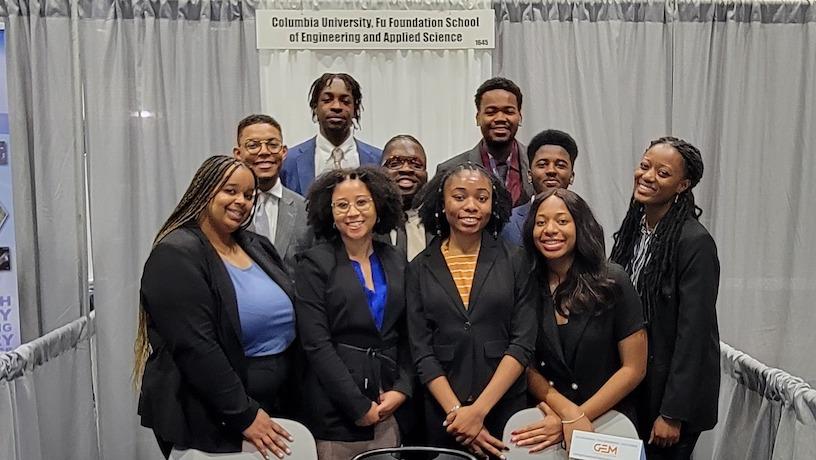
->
<box><xmin>380</xmin><ymin>134</ymin><xmax>430</xmax><ymax>261</ymax></box>
<box><xmin>233</xmin><ymin>114</ymin><xmax>310</xmax><ymax>272</ymax></box>
<box><xmin>501</xmin><ymin>129</ymin><xmax>579</xmax><ymax>246</ymax></box>
<box><xmin>280</xmin><ymin>73</ymin><xmax>382</xmax><ymax>196</ymax></box>
<box><xmin>436</xmin><ymin>77</ymin><xmax>534</xmax><ymax>207</ymax></box>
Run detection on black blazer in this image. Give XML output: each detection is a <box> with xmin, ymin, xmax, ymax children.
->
<box><xmin>139</xmin><ymin>225</ymin><xmax>295</xmax><ymax>453</ymax></box>
<box><xmin>531</xmin><ymin>263</ymin><xmax>644</xmax><ymax>416</ymax></box>
<box><xmin>294</xmin><ymin>240</ymin><xmax>414</xmax><ymax>441</ymax></box>
<box><xmin>407</xmin><ymin>233</ymin><xmax>536</xmax><ymax>410</ymax></box>
<box><xmin>637</xmin><ymin>217</ymin><xmax>720</xmax><ymax>435</ymax></box>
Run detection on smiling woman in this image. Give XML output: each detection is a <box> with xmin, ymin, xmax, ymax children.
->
<box><xmin>136</xmin><ymin>155</ymin><xmax>301</xmax><ymax>459</ymax></box>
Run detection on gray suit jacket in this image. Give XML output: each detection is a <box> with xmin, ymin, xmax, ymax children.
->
<box><xmin>435</xmin><ymin>140</ymin><xmax>534</xmax><ymax>206</ymax></box>
<box><xmin>272</xmin><ymin>186</ymin><xmax>312</xmax><ymax>273</ymax></box>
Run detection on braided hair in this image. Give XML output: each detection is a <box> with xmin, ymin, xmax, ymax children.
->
<box><xmin>415</xmin><ymin>162</ymin><xmax>512</xmax><ymax>239</ymax></box>
<box><xmin>133</xmin><ymin>156</ymin><xmax>258</xmax><ymax>388</ymax></box>
<box><xmin>609</xmin><ymin>137</ymin><xmax>705</xmax><ymax>322</ymax></box>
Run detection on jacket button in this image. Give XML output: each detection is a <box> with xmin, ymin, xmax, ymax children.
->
<box><xmin>540</xmin><ymin>361</ymin><xmax>546</xmax><ymax>367</ymax></box>
<box><xmin>464</xmin><ymin>321</ymin><xmax>471</xmax><ymax>331</ymax></box>
<box><xmin>548</xmin><ymin>380</ymin><xmax>554</xmax><ymax>386</ymax></box>
<box><xmin>571</xmin><ymin>383</ymin><xmax>578</xmax><ymax>390</ymax></box>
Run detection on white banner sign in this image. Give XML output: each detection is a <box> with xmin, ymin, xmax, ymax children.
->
<box><xmin>569</xmin><ymin>430</ymin><xmax>646</xmax><ymax>460</ymax></box>
<box><xmin>256</xmin><ymin>10</ymin><xmax>495</xmax><ymax>50</ymax></box>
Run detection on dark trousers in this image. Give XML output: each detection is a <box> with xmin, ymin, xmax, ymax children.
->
<box><xmin>645</xmin><ymin>430</ymin><xmax>701</xmax><ymax>460</ymax></box>
<box><xmin>246</xmin><ymin>350</ymin><xmax>292</xmax><ymax>416</ymax></box>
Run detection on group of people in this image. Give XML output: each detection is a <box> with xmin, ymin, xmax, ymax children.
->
<box><xmin>134</xmin><ymin>73</ymin><xmax>721</xmax><ymax>460</ymax></box>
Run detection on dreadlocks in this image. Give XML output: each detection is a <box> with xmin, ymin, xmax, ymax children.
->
<box><xmin>610</xmin><ymin>137</ymin><xmax>705</xmax><ymax>322</ymax></box>
<box><xmin>133</xmin><ymin>156</ymin><xmax>257</xmax><ymax>388</ymax></box>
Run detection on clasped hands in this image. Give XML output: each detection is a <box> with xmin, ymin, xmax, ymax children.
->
<box><xmin>444</xmin><ymin>404</ymin><xmax>508</xmax><ymax>459</ymax></box>
<box><xmin>355</xmin><ymin>390</ymin><xmax>407</xmax><ymax>427</ymax></box>
<box><xmin>510</xmin><ymin>402</ymin><xmax>593</xmax><ymax>453</ymax></box>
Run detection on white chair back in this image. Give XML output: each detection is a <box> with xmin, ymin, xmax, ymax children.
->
<box><xmin>501</xmin><ymin>409</ymin><xmax>639</xmax><ymax>459</ymax></box>
<box><xmin>169</xmin><ymin>418</ymin><xmax>317</xmax><ymax>460</ymax></box>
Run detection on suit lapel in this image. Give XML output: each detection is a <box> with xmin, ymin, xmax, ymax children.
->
<box><xmin>539</xmin><ymin>291</ymin><xmax>568</xmax><ymax>369</ymax></box>
<box><xmin>275</xmin><ymin>191</ymin><xmax>296</xmax><ymax>260</ymax></box>
<box><xmin>425</xmin><ymin>239</ymin><xmax>469</xmax><ymax>319</ymax></box>
<box><xmin>467</xmin><ymin>233</ymin><xmax>497</xmax><ymax>314</ymax></box>
<box><xmin>297</xmin><ymin>138</ymin><xmax>317</xmax><ymax>195</ymax></box>
<box><xmin>334</xmin><ymin>243</ymin><xmax>381</xmax><ymax>334</ymax></box>
<box><xmin>191</xmin><ymin>227</ymin><xmax>243</xmax><ymax>341</ymax></box>
<box><xmin>379</xmin><ymin>246</ymin><xmax>403</xmax><ymax>334</ymax></box>
<box><xmin>239</xmin><ymin>232</ymin><xmax>295</xmax><ymax>302</ymax></box>
<box><xmin>562</xmin><ymin>312</ymin><xmax>592</xmax><ymax>369</ymax></box>
<box><xmin>468</xmin><ymin>143</ymin><xmax>483</xmax><ymax>166</ymax></box>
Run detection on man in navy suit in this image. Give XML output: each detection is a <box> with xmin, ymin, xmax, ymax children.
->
<box><xmin>280</xmin><ymin>73</ymin><xmax>382</xmax><ymax>196</ymax></box>
<box><xmin>501</xmin><ymin>129</ymin><xmax>578</xmax><ymax>246</ymax></box>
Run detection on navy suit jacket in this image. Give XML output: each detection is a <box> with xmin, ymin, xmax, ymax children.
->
<box><xmin>280</xmin><ymin>136</ymin><xmax>382</xmax><ymax>196</ymax></box>
<box><xmin>500</xmin><ymin>201</ymin><xmax>532</xmax><ymax>247</ymax></box>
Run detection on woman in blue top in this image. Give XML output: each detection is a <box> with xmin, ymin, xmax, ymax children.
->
<box><xmin>295</xmin><ymin>166</ymin><xmax>414</xmax><ymax>460</ymax></box>
<box><xmin>136</xmin><ymin>156</ymin><xmax>298</xmax><ymax>459</ymax></box>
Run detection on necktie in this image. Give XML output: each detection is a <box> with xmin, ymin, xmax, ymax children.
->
<box><xmin>254</xmin><ymin>192</ymin><xmax>270</xmax><ymax>238</ymax></box>
<box><xmin>331</xmin><ymin>146</ymin><xmax>344</xmax><ymax>169</ymax></box>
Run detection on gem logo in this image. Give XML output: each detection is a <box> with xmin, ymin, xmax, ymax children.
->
<box><xmin>593</xmin><ymin>442</ymin><xmax>619</xmax><ymax>455</ymax></box>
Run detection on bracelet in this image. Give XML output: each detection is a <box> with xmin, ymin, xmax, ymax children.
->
<box><xmin>447</xmin><ymin>404</ymin><xmax>461</xmax><ymax>415</ymax></box>
<box><xmin>561</xmin><ymin>412</ymin><xmax>586</xmax><ymax>425</ymax></box>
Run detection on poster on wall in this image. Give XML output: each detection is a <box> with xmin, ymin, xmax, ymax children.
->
<box><xmin>0</xmin><ymin>25</ymin><xmax>22</xmax><ymax>351</ymax></box>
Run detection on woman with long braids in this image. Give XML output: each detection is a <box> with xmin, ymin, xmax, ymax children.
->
<box><xmin>610</xmin><ymin>137</ymin><xmax>720</xmax><ymax>460</ymax></box>
<box><xmin>510</xmin><ymin>189</ymin><xmax>646</xmax><ymax>454</ymax></box>
<box><xmin>136</xmin><ymin>156</ymin><xmax>297</xmax><ymax>459</ymax></box>
<box><xmin>407</xmin><ymin>162</ymin><xmax>536</xmax><ymax>458</ymax></box>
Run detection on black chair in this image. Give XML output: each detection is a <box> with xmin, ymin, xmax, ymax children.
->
<box><xmin>352</xmin><ymin>447</ymin><xmax>478</xmax><ymax>460</ymax></box>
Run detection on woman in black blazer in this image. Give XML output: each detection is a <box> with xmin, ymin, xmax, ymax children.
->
<box><xmin>510</xmin><ymin>189</ymin><xmax>647</xmax><ymax>453</ymax></box>
<box><xmin>408</xmin><ymin>162</ymin><xmax>537</xmax><ymax>458</ymax></box>
<box><xmin>610</xmin><ymin>137</ymin><xmax>720</xmax><ymax>460</ymax></box>
<box><xmin>136</xmin><ymin>156</ymin><xmax>298</xmax><ymax>459</ymax></box>
<box><xmin>295</xmin><ymin>166</ymin><xmax>413</xmax><ymax>460</ymax></box>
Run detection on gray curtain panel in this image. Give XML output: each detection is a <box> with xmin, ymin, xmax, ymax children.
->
<box><xmin>3</xmin><ymin>0</ymin><xmax>87</xmax><ymax>341</ymax></box>
<box><xmin>0</xmin><ymin>313</ymin><xmax>98</xmax><ymax>460</ymax></box>
<box><xmin>77</xmin><ymin>1</ymin><xmax>262</xmax><ymax>459</ymax></box>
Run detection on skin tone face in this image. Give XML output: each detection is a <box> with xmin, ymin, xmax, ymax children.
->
<box><xmin>443</xmin><ymin>170</ymin><xmax>493</xmax><ymax>237</ymax></box>
<box><xmin>202</xmin><ymin>166</ymin><xmax>255</xmax><ymax>236</ymax></box>
<box><xmin>633</xmin><ymin>143</ymin><xmax>690</xmax><ymax>209</ymax></box>
<box><xmin>532</xmin><ymin>195</ymin><xmax>577</xmax><ymax>269</ymax></box>
<box><xmin>529</xmin><ymin>145</ymin><xmax>574</xmax><ymax>193</ymax></box>
<box><xmin>476</xmin><ymin>89</ymin><xmax>522</xmax><ymax>147</ymax></box>
<box><xmin>233</xmin><ymin>123</ymin><xmax>287</xmax><ymax>192</ymax></box>
<box><xmin>381</xmin><ymin>139</ymin><xmax>428</xmax><ymax>207</ymax></box>
<box><xmin>331</xmin><ymin>179</ymin><xmax>377</xmax><ymax>243</ymax></box>
<box><xmin>314</xmin><ymin>78</ymin><xmax>355</xmax><ymax>143</ymax></box>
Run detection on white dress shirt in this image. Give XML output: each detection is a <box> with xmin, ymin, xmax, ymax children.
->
<box><xmin>315</xmin><ymin>132</ymin><xmax>360</xmax><ymax>176</ymax></box>
<box><xmin>253</xmin><ymin>178</ymin><xmax>283</xmax><ymax>242</ymax></box>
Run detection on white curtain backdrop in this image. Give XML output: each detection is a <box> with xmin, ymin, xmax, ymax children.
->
<box><xmin>257</xmin><ymin>0</ymin><xmax>493</xmax><ymax>171</ymax></box>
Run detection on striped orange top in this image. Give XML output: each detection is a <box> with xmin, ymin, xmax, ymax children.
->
<box><xmin>442</xmin><ymin>242</ymin><xmax>479</xmax><ymax>309</ymax></box>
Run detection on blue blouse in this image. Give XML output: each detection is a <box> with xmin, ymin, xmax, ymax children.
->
<box><xmin>350</xmin><ymin>252</ymin><xmax>388</xmax><ymax>330</ymax></box>
<box><xmin>224</xmin><ymin>261</ymin><xmax>295</xmax><ymax>356</ymax></box>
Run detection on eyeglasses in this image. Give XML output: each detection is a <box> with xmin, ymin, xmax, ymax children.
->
<box><xmin>331</xmin><ymin>197</ymin><xmax>374</xmax><ymax>214</ymax></box>
<box><xmin>243</xmin><ymin>139</ymin><xmax>284</xmax><ymax>155</ymax></box>
<box><xmin>383</xmin><ymin>156</ymin><xmax>425</xmax><ymax>171</ymax></box>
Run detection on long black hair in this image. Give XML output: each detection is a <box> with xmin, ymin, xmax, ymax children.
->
<box><xmin>610</xmin><ymin>136</ymin><xmax>705</xmax><ymax>321</ymax></box>
<box><xmin>415</xmin><ymin>162</ymin><xmax>512</xmax><ymax>239</ymax></box>
<box><xmin>523</xmin><ymin>188</ymin><xmax>621</xmax><ymax>316</ymax></box>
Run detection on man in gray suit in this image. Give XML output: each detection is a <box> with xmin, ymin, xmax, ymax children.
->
<box><xmin>233</xmin><ymin>114</ymin><xmax>311</xmax><ymax>273</ymax></box>
<box><xmin>436</xmin><ymin>77</ymin><xmax>534</xmax><ymax>207</ymax></box>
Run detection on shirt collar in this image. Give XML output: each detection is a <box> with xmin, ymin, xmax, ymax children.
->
<box><xmin>260</xmin><ymin>177</ymin><xmax>283</xmax><ymax>200</ymax></box>
<box><xmin>639</xmin><ymin>214</ymin><xmax>657</xmax><ymax>236</ymax></box>
<box><xmin>316</xmin><ymin>131</ymin><xmax>355</xmax><ymax>158</ymax></box>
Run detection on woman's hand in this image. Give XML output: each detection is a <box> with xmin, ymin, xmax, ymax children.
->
<box><xmin>355</xmin><ymin>401</ymin><xmax>381</xmax><ymax>427</ymax></box>
<box><xmin>649</xmin><ymin>415</ymin><xmax>681</xmax><ymax>448</ymax></box>
<box><xmin>377</xmin><ymin>391</ymin><xmax>407</xmax><ymax>420</ymax></box>
<box><xmin>510</xmin><ymin>402</ymin><xmax>563</xmax><ymax>452</ymax></box>
<box><xmin>242</xmin><ymin>409</ymin><xmax>293</xmax><ymax>459</ymax></box>
<box><xmin>445</xmin><ymin>404</ymin><xmax>486</xmax><ymax>445</ymax></box>
<box><xmin>562</xmin><ymin>413</ymin><xmax>593</xmax><ymax>453</ymax></box>
<box><xmin>469</xmin><ymin>428</ymin><xmax>508</xmax><ymax>459</ymax></box>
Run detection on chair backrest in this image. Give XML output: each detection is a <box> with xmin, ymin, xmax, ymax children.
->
<box><xmin>501</xmin><ymin>408</ymin><xmax>639</xmax><ymax>459</ymax></box>
<box><xmin>168</xmin><ymin>418</ymin><xmax>317</xmax><ymax>460</ymax></box>
<box><xmin>352</xmin><ymin>446</ymin><xmax>478</xmax><ymax>460</ymax></box>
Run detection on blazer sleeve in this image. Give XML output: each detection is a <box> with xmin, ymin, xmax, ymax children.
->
<box><xmin>392</xmin><ymin>315</ymin><xmax>415</xmax><ymax>398</ymax></box>
<box><xmin>659</xmin><ymin>230</ymin><xmax>720</xmax><ymax>421</ymax></box>
<box><xmin>140</xmin><ymin>242</ymin><xmax>258</xmax><ymax>432</ymax></box>
<box><xmin>406</xmin><ymin>261</ymin><xmax>446</xmax><ymax>385</ymax></box>
<box><xmin>294</xmin><ymin>253</ymin><xmax>374</xmax><ymax>422</ymax></box>
<box><xmin>506</xmin><ymin>251</ymin><xmax>537</xmax><ymax>366</ymax></box>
